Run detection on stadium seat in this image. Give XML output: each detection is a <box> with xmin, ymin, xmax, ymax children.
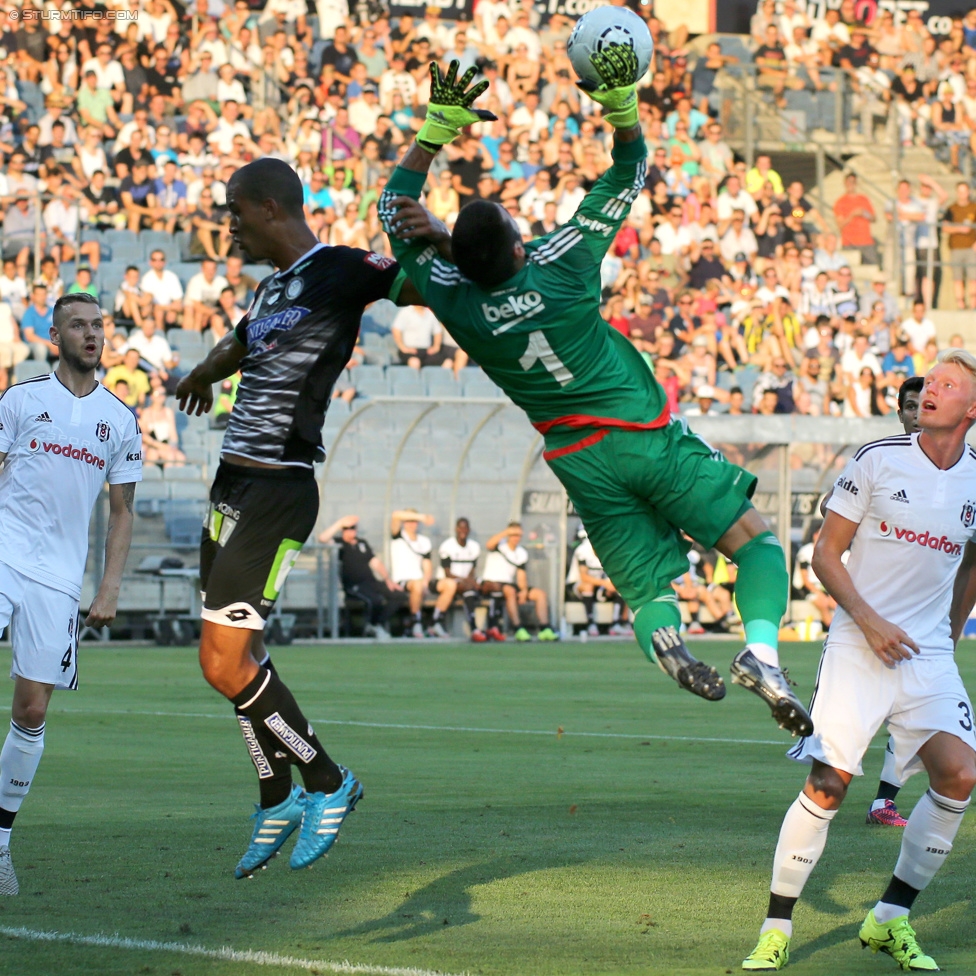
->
<box><xmin>463</xmin><ymin>372</ymin><xmax>505</xmax><ymax>398</ymax></box>
<box><xmin>389</xmin><ymin>368</ymin><xmax>425</xmax><ymax>397</ymax></box>
<box><xmin>14</xmin><ymin>360</ymin><xmax>51</xmax><ymax>382</ymax></box>
<box><xmin>423</xmin><ymin>367</ymin><xmax>459</xmax><ymax>397</ymax></box>
<box><xmin>162</xmin><ymin>464</ymin><xmax>204</xmax><ymax>480</ymax></box>
<box><xmin>104</xmin><ymin>229</ymin><xmax>139</xmax><ymax>251</ymax></box>
<box><xmin>140</xmin><ymin>464</ymin><xmax>163</xmax><ymax>481</ymax></box>
<box><xmin>140</xmin><ymin>231</ymin><xmax>172</xmax><ymax>259</ymax></box>
<box><xmin>353</xmin><ymin>370</ymin><xmax>387</xmax><ymax>398</ymax></box>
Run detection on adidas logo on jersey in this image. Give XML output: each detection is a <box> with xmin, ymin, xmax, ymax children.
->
<box><xmin>890</xmin><ymin>489</ymin><xmax>909</xmax><ymax>503</ymax></box>
<box><xmin>34</xmin><ymin>412</ymin><xmax>51</xmax><ymax>422</ymax></box>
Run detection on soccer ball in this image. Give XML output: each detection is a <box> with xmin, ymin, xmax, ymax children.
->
<box><xmin>567</xmin><ymin>6</ymin><xmax>653</xmax><ymax>88</ymax></box>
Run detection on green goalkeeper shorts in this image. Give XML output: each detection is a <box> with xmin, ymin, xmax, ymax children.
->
<box><xmin>545</xmin><ymin>420</ymin><xmax>757</xmax><ymax>611</ymax></box>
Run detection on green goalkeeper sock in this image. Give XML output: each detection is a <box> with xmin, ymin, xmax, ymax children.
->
<box><xmin>732</xmin><ymin>531</ymin><xmax>788</xmax><ymax>667</ymax></box>
<box><xmin>633</xmin><ymin>593</ymin><xmax>682</xmax><ymax>663</ymax></box>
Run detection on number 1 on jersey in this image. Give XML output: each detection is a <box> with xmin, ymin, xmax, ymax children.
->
<box><xmin>519</xmin><ymin>330</ymin><xmax>574</xmax><ymax>387</ymax></box>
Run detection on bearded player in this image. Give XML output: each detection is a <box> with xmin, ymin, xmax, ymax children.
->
<box><xmin>0</xmin><ymin>294</ymin><xmax>141</xmax><ymax>894</ymax></box>
<box><xmin>742</xmin><ymin>352</ymin><xmax>976</xmax><ymax>972</ymax></box>
<box><xmin>378</xmin><ymin>55</ymin><xmax>812</xmax><ymax>737</ymax></box>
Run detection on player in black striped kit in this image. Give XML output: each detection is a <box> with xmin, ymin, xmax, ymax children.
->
<box><xmin>176</xmin><ymin>158</ymin><xmax>424</xmax><ymax>879</ymax></box>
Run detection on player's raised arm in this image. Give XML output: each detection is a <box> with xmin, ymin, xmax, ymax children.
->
<box><xmin>379</xmin><ymin>61</ymin><xmax>496</xmax><ymax>302</ymax></box>
<box><xmin>175</xmin><ymin>328</ymin><xmax>248</xmax><ymax>416</ymax></box>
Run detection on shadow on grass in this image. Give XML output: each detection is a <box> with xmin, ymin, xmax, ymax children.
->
<box><xmin>333</xmin><ymin>854</ymin><xmax>581</xmax><ymax>943</ymax></box>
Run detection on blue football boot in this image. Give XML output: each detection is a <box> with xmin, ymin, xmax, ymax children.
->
<box><xmin>290</xmin><ymin>766</ymin><xmax>363</xmax><ymax>869</ymax></box>
<box><xmin>235</xmin><ymin>783</ymin><xmax>305</xmax><ymax>879</ymax></box>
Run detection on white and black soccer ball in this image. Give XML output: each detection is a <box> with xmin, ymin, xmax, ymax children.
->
<box><xmin>567</xmin><ymin>6</ymin><xmax>653</xmax><ymax>88</ymax></box>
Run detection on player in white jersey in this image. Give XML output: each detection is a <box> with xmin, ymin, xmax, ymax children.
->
<box><xmin>742</xmin><ymin>351</ymin><xmax>976</xmax><ymax>972</ymax></box>
<box><xmin>0</xmin><ymin>293</ymin><xmax>141</xmax><ymax>896</ymax></box>
<box><xmin>480</xmin><ymin>521</ymin><xmax>557</xmax><ymax>642</ymax></box>
<box><xmin>437</xmin><ymin>518</ymin><xmax>483</xmax><ymax>641</ymax></box>
<box><xmin>566</xmin><ymin>528</ymin><xmax>629</xmax><ymax>637</ymax></box>
<box><xmin>390</xmin><ymin>508</ymin><xmax>458</xmax><ymax>638</ymax></box>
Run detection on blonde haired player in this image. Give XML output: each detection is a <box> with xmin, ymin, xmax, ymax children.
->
<box><xmin>743</xmin><ymin>349</ymin><xmax>976</xmax><ymax>971</ymax></box>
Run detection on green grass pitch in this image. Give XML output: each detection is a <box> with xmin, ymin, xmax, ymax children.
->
<box><xmin>0</xmin><ymin>639</ymin><xmax>974</xmax><ymax>976</ymax></box>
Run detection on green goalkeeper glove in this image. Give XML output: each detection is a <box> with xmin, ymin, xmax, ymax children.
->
<box><xmin>577</xmin><ymin>45</ymin><xmax>640</xmax><ymax>129</ymax></box>
<box><xmin>417</xmin><ymin>60</ymin><xmax>497</xmax><ymax>152</ymax></box>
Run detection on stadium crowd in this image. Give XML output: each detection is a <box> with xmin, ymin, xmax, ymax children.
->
<box><xmin>0</xmin><ymin>0</ymin><xmax>964</xmax><ymax>427</ymax></box>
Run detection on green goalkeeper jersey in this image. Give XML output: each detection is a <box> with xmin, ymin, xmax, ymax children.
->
<box><xmin>381</xmin><ymin>138</ymin><xmax>670</xmax><ymax>452</ymax></box>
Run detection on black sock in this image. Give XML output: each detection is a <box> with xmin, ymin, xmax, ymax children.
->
<box><xmin>0</xmin><ymin>807</ymin><xmax>16</xmax><ymax>830</ymax></box>
<box><xmin>880</xmin><ymin>874</ymin><xmax>921</xmax><ymax>912</ymax></box>
<box><xmin>232</xmin><ymin>669</ymin><xmax>342</xmax><ymax>795</ymax></box>
<box><xmin>875</xmin><ymin>780</ymin><xmax>901</xmax><ymax>802</ymax></box>
<box><xmin>462</xmin><ymin>591</ymin><xmax>479</xmax><ymax>628</ymax></box>
<box><xmin>581</xmin><ymin>594</ymin><xmax>595</xmax><ymax>623</ymax></box>
<box><xmin>767</xmin><ymin>892</ymin><xmax>798</xmax><ymax>921</ymax></box>
<box><xmin>488</xmin><ymin>595</ymin><xmax>502</xmax><ymax>629</ymax></box>
<box><xmin>234</xmin><ymin>707</ymin><xmax>292</xmax><ymax>808</ymax></box>
<box><xmin>255</xmin><ymin>651</ymin><xmax>277</xmax><ymax>675</ymax></box>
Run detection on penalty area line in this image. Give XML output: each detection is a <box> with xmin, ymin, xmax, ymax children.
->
<box><xmin>53</xmin><ymin>705</ymin><xmax>797</xmax><ymax>747</ymax></box>
<box><xmin>0</xmin><ymin>925</ymin><xmax>470</xmax><ymax>976</ymax></box>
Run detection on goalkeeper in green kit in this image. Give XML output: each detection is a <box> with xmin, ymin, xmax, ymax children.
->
<box><xmin>380</xmin><ymin>51</ymin><xmax>813</xmax><ymax>738</ymax></box>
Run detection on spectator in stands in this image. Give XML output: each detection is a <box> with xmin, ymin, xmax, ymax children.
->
<box><xmin>184</xmin><ymin>258</ymin><xmax>229</xmax><ymax>333</ymax></box>
<box><xmin>845</xmin><ymin>364</ymin><xmax>887</xmax><ymax>417</ymax></box>
<box><xmin>139</xmin><ymin>387</ymin><xmax>185</xmax><ymax>467</ymax></box>
<box><xmin>902</xmin><ymin>298</ymin><xmax>937</xmax><ymax>355</ymax></box>
<box><xmin>66</xmin><ymin>264</ymin><xmax>98</xmax><ymax>299</ymax></box>
<box><xmin>0</xmin><ymin>260</ymin><xmax>27</xmax><ymax>323</ymax></box>
<box><xmin>209</xmin><ymin>286</ymin><xmax>246</xmax><ymax>340</ymax></box>
<box><xmin>0</xmin><ymin>302</ymin><xmax>28</xmax><ymax>392</ymax></box>
<box><xmin>120</xmin><ymin>158</ymin><xmax>158</xmax><ymax>232</ymax></box>
<box><xmin>141</xmin><ymin>249</ymin><xmax>184</xmax><ymax>331</ymax></box>
<box><xmin>859</xmin><ymin>271</ymin><xmax>900</xmax><ymax>323</ymax></box>
<box><xmin>124</xmin><ymin>318</ymin><xmax>181</xmax><ymax>391</ymax></box>
<box><xmin>223</xmin><ymin>256</ymin><xmax>258</xmax><ymax>309</ymax></box>
<box><xmin>943</xmin><ymin>181</ymin><xmax>976</xmax><ymax>309</ymax></box>
<box><xmin>833</xmin><ymin>172</ymin><xmax>879</xmax><ymax>267</ymax></box>
<box><xmin>20</xmin><ymin>284</ymin><xmax>56</xmax><ymax>361</ymax></box>
<box><xmin>322</xmin><ymin>515</ymin><xmax>403</xmax><ymax>641</ymax></box>
<box><xmin>115</xmin><ymin>265</ymin><xmax>153</xmax><ymax>330</ymax></box>
<box><xmin>104</xmin><ymin>348</ymin><xmax>151</xmax><ymax>407</ymax></box>
<box><xmin>480</xmin><ymin>522</ymin><xmax>556</xmax><ymax>642</ymax></box>
<box><xmin>436</xmin><ymin>517</ymin><xmax>483</xmax><ymax>640</ymax></box>
<box><xmin>753</xmin><ymin>354</ymin><xmax>797</xmax><ymax>413</ymax></box>
<box><xmin>797</xmin><ymin>350</ymin><xmax>829</xmax><ymax>415</ymax></box>
<box><xmin>389</xmin><ymin>508</ymin><xmax>457</xmax><ymax>639</ymax></box>
<box><xmin>189</xmin><ymin>187</ymin><xmax>232</xmax><ymax>260</ymax></box>
<box><xmin>392</xmin><ymin>304</ymin><xmax>446</xmax><ymax>370</ymax></box>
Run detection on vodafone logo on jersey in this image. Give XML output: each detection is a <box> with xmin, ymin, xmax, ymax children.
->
<box><xmin>878</xmin><ymin>521</ymin><xmax>962</xmax><ymax>556</ymax></box>
<box><xmin>41</xmin><ymin>441</ymin><xmax>105</xmax><ymax>470</ymax></box>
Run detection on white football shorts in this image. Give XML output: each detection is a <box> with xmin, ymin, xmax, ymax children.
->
<box><xmin>0</xmin><ymin>561</ymin><xmax>80</xmax><ymax>690</ymax></box>
<box><xmin>788</xmin><ymin>637</ymin><xmax>976</xmax><ymax>782</ymax></box>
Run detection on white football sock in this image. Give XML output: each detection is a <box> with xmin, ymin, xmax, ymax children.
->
<box><xmin>0</xmin><ymin>720</ymin><xmax>46</xmax><ymax>818</ymax></box>
<box><xmin>747</xmin><ymin>643</ymin><xmax>779</xmax><ymax>668</ymax></box>
<box><xmin>761</xmin><ymin>917</ymin><xmax>793</xmax><ymax>939</ymax></box>
<box><xmin>873</xmin><ymin>901</ymin><xmax>910</xmax><ymax>925</ymax></box>
<box><xmin>770</xmin><ymin>791</ymin><xmax>837</xmax><ymax>899</ymax></box>
<box><xmin>887</xmin><ymin>789</ymin><xmax>969</xmax><ymax>895</ymax></box>
<box><xmin>879</xmin><ymin>738</ymin><xmax>902</xmax><ymax>790</ymax></box>
<box><xmin>0</xmin><ymin>827</ymin><xmax>10</xmax><ymax>847</ymax></box>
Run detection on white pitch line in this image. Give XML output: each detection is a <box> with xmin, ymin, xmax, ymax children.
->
<box><xmin>0</xmin><ymin>925</ymin><xmax>469</xmax><ymax>976</ymax></box>
<box><xmin>52</xmin><ymin>705</ymin><xmax>800</xmax><ymax>747</ymax></box>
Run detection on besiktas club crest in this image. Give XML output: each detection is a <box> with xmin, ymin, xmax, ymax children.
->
<box><xmin>95</xmin><ymin>421</ymin><xmax>111</xmax><ymax>442</ymax></box>
<box><xmin>962</xmin><ymin>501</ymin><xmax>976</xmax><ymax>530</ymax></box>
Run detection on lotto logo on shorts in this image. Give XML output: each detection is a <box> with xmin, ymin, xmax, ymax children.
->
<box><xmin>41</xmin><ymin>442</ymin><xmax>105</xmax><ymax>469</ymax></box>
<box><xmin>265</xmin><ymin>712</ymin><xmax>317</xmax><ymax>763</ymax></box>
<box><xmin>878</xmin><ymin>521</ymin><xmax>962</xmax><ymax>556</ymax></box>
